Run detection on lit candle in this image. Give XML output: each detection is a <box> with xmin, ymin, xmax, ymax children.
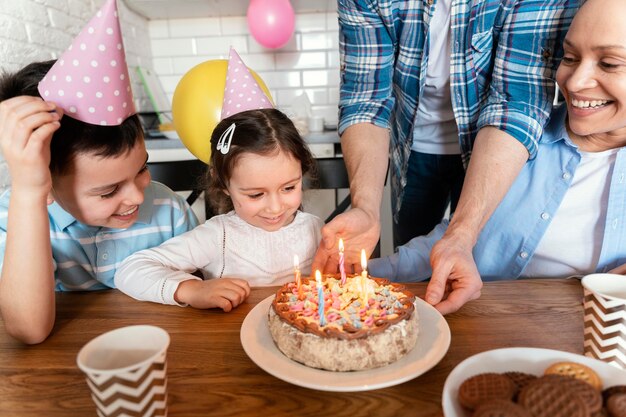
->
<box><xmin>294</xmin><ymin>255</ymin><xmax>303</xmax><ymax>300</ymax></box>
<box><xmin>339</xmin><ymin>238</ymin><xmax>346</xmax><ymax>285</ymax></box>
<box><xmin>361</xmin><ymin>249</ymin><xmax>368</xmax><ymax>305</ymax></box>
<box><xmin>316</xmin><ymin>270</ymin><xmax>326</xmax><ymax>326</ymax></box>
<box><xmin>360</xmin><ymin>249</ymin><xmax>368</xmax><ymax>277</ymax></box>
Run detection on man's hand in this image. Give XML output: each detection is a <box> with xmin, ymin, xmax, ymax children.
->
<box><xmin>427</xmin><ymin>233</ymin><xmax>482</xmax><ymax>315</ymax></box>
<box><xmin>312</xmin><ymin>207</ymin><xmax>380</xmax><ymax>273</ymax></box>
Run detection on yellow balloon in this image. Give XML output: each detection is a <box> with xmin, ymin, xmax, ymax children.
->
<box><xmin>172</xmin><ymin>60</ymin><xmax>273</xmax><ymax>164</ymax></box>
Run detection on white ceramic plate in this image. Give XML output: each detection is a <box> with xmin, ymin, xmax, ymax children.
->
<box><xmin>442</xmin><ymin>347</ymin><xmax>626</xmax><ymax>417</ymax></box>
<box><xmin>240</xmin><ymin>294</ymin><xmax>451</xmax><ymax>392</ymax></box>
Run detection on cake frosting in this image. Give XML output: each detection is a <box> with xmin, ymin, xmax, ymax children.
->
<box><xmin>268</xmin><ymin>274</ymin><xmax>419</xmax><ymax>371</ymax></box>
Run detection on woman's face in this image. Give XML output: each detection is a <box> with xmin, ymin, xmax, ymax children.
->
<box><xmin>556</xmin><ymin>0</ymin><xmax>626</xmax><ymax>150</ymax></box>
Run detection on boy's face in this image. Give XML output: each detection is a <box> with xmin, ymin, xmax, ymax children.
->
<box><xmin>50</xmin><ymin>140</ymin><xmax>151</xmax><ymax>229</ymax></box>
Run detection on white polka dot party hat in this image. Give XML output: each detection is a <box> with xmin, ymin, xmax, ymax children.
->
<box><xmin>220</xmin><ymin>48</ymin><xmax>273</xmax><ymax>120</ymax></box>
<box><xmin>37</xmin><ymin>0</ymin><xmax>135</xmax><ymax>126</ymax></box>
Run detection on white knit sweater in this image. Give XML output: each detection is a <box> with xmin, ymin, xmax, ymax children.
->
<box><xmin>114</xmin><ymin>211</ymin><xmax>324</xmax><ymax>305</ymax></box>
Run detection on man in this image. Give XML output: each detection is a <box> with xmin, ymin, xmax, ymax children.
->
<box><xmin>313</xmin><ymin>0</ymin><xmax>579</xmax><ymax>314</ymax></box>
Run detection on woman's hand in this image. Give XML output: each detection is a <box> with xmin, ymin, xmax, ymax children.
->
<box><xmin>427</xmin><ymin>233</ymin><xmax>483</xmax><ymax>315</ymax></box>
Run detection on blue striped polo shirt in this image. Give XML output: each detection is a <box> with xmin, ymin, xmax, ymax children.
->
<box><xmin>0</xmin><ymin>181</ymin><xmax>198</xmax><ymax>291</ymax></box>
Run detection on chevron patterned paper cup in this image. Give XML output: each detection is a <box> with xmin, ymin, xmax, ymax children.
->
<box><xmin>582</xmin><ymin>273</ymin><xmax>626</xmax><ymax>371</ymax></box>
<box><xmin>77</xmin><ymin>325</ymin><xmax>170</xmax><ymax>417</ymax></box>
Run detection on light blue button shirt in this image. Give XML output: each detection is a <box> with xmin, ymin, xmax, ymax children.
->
<box><xmin>0</xmin><ymin>181</ymin><xmax>198</xmax><ymax>291</ymax></box>
<box><xmin>369</xmin><ymin>105</ymin><xmax>626</xmax><ymax>281</ymax></box>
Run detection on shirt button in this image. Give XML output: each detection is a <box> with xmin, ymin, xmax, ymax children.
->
<box><xmin>455</xmin><ymin>41</ymin><xmax>460</xmax><ymax>48</ymax></box>
<box><xmin>541</xmin><ymin>212</ymin><xmax>550</xmax><ymax>220</ymax></box>
<box><xmin>562</xmin><ymin>172</ymin><xmax>571</xmax><ymax>180</ymax></box>
<box><xmin>520</xmin><ymin>251</ymin><xmax>529</xmax><ymax>259</ymax></box>
<box><xmin>102</xmin><ymin>253</ymin><xmax>108</xmax><ymax>260</ymax></box>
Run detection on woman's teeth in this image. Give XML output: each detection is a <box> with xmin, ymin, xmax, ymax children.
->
<box><xmin>572</xmin><ymin>98</ymin><xmax>610</xmax><ymax>109</ymax></box>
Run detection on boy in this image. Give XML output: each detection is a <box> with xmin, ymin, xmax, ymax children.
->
<box><xmin>0</xmin><ymin>61</ymin><xmax>198</xmax><ymax>344</ymax></box>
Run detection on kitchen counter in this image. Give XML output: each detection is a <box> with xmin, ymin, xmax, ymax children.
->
<box><xmin>146</xmin><ymin>130</ymin><xmax>340</xmax><ymax>162</ymax></box>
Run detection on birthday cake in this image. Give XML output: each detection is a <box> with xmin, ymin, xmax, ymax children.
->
<box><xmin>268</xmin><ymin>274</ymin><xmax>419</xmax><ymax>371</ymax></box>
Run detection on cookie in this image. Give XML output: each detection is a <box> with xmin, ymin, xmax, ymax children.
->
<box><xmin>591</xmin><ymin>408</ymin><xmax>609</xmax><ymax>417</ymax></box>
<box><xmin>604</xmin><ymin>386</ymin><xmax>626</xmax><ymax>404</ymax></box>
<box><xmin>518</xmin><ymin>376</ymin><xmax>590</xmax><ymax>417</ymax></box>
<box><xmin>543</xmin><ymin>374</ymin><xmax>602</xmax><ymax>414</ymax></box>
<box><xmin>504</xmin><ymin>371</ymin><xmax>538</xmax><ymax>397</ymax></box>
<box><xmin>472</xmin><ymin>399</ymin><xmax>532</xmax><ymax>417</ymax></box>
<box><xmin>544</xmin><ymin>361</ymin><xmax>603</xmax><ymax>390</ymax></box>
<box><xmin>607</xmin><ymin>393</ymin><xmax>626</xmax><ymax>417</ymax></box>
<box><xmin>458</xmin><ymin>373</ymin><xmax>517</xmax><ymax>410</ymax></box>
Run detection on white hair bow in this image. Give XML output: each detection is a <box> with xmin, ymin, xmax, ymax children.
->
<box><xmin>216</xmin><ymin>123</ymin><xmax>236</xmax><ymax>155</ymax></box>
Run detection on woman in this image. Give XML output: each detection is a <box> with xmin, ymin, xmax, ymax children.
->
<box><xmin>369</xmin><ymin>0</ymin><xmax>626</xmax><ymax>282</ymax></box>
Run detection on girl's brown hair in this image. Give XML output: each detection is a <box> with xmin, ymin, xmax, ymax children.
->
<box><xmin>206</xmin><ymin>108</ymin><xmax>316</xmax><ymax>214</ymax></box>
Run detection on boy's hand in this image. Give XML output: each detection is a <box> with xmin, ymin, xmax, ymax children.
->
<box><xmin>0</xmin><ymin>96</ymin><xmax>62</xmax><ymax>195</ymax></box>
<box><xmin>175</xmin><ymin>278</ymin><xmax>251</xmax><ymax>311</ymax></box>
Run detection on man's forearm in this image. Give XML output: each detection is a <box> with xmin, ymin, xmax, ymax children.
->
<box><xmin>340</xmin><ymin>123</ymin><xmax>390</xmax><ymax>221</ymax></box>
<box><xmin>446</xmin><ymin>126</ymin><xmax>529</xmax><ymax>244</ymax></box>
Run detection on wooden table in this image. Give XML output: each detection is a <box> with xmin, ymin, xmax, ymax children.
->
<box><xmin>0</xmin><ymin>279</ymin><xmax>584</xmax><ymax>417</ymax></box>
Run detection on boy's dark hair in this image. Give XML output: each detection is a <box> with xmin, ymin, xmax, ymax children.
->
<box><xmin>0</xmin><ymin>60</ymin><xmax>143</xmax><ymax>176</ymax></box>
<box><xmin>207</xmin><ymin>108</ymin><xmax>316</xmax><ymax>214</ymax></box>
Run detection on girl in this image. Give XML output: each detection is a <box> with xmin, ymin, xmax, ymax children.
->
<box><xmin>115</xmin><ymin>108</ymin><xmax>324</xmax><ymax>311</ymax></box>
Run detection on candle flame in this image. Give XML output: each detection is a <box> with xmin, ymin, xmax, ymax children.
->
<box><xmin>361</xmin><ymin>249</ymin><xmax>367</xmax><ymax>270</ymax></box>
<box><xmin>338</xmin><ymin>238</ymin><xmax>344</xmax><ymax>252</ymax></box>
<box><xmin>315</xmin><ymin>269</ymin><xmax>322</xmax><ymax>286</ymax></box>
<box><xmin>293</xmin><ymin>254</ymin><xmax>299</xmax><ymax>269</ymax></box>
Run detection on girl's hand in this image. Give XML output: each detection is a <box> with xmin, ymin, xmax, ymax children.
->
<box><xmin>175</xmin><ymin>278</ymin><xmax>251</xmax><ymax>310</ymax></box>
<box><xmin>0</xmin><ymin>96</ymin><xmax>62</xmax><ymax>195</ymax></box>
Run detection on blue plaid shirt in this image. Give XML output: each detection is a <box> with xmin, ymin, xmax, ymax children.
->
<box><xmin>338</xmin><ymin>0</ymin><xmax>579</xmax><ymax>216</ymax></box>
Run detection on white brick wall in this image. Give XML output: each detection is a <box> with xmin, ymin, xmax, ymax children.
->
<box><xmin>148</xmin><ymin>11</ymin><xmax>341</xmax><ymax>125</ymax></box>
<box><xmin>0</xmin><ymin>4</ymin><xmax>394</xmax><ymax>256</ymax></box>
<box><xmin>0</xmin><ymin>0</ymin><xmax>153</xmax><ymax>191</ymax></box>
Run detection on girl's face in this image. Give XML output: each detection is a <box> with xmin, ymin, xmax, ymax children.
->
<box><xmin>556</xmin><ymin>0</ymin><xmax>626</xmax><ymax>151</ymax></box>
<box><xmin>51</xmin><ymin>140</ymin><xmax>151</xmax><ymax>229</ymax></box>
<box><xmin>225</xmin><ymin>149</ymin><xmax>303</xmax><ymax>232</ymax></box>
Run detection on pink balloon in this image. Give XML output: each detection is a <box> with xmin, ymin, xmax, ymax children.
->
<box><xmin>247</xmin><ymin>0</ymin><xmax>295</xmax><ymax>49</ymax></box>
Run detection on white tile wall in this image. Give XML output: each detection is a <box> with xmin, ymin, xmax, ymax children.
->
<box><xmin>0</xmin><ymin>0</ymin><xmax>153</xmax><ymax>192</ymax></box>
<box><xmin>0</xmin><ymin>3</ymin><xmax>395</xmax><ymax>256</ymax></box>
<box><xmin>147</xmin><ymin>12</ymin><xmax>340</xmax><ymax>124</ymax></box>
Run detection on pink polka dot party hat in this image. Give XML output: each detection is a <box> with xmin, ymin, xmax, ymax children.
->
<box><xmin>38</xmin><ymin>0</ymin><xmax>135</xmax><ymax>126</ymax></box>
<box><xmin>220</xmin><ymin>47</ymin><xmax>273</xmax><ymax>120</ymax></box>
